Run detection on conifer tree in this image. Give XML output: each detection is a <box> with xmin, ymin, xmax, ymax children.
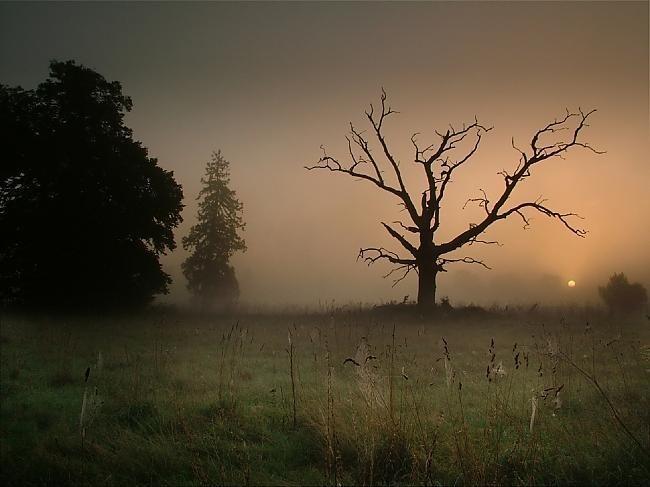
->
<box><xmin>182</xmin><ymin>151</ymin><xmax>246</xmax><ymax>307</ymax></box>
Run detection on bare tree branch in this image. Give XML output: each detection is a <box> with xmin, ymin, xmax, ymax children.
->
<box><xmin>435</xmin><ymin>125</ymin><xmax>490</xmax><ymax>204</ymax></box>
<box><xmin>349</xmin><ymin>122</ymin><xmax>384</xmax><ymax>184</ymax></box>
<box><xmin>467</xmin><ymin>236</ymin><xmax>502</xmax><ymax>247</ymax></box>
<box><xmin>383</xmin><ymin>263</ymin><xmax>417</xmax><ymax>287</ymax></box>
<box><xmin>498</xmin><ymin>199</ymin><xmax>587</xmax><ymax>237</ymax></box>
<box><xmin>366</xmin><ymin>88</ymin><xmax>420</xmax><ymax>223</ymax></box>
<box><xmin>436</xmin><ymin>256</ymin><xmax>492</xmax><ymax>272</ymax></box>
<box><xmin>358</xmin><ymin>247</ymin><xmax>416</xmax><ymax>266</ymax></box>
<box><xmin>413</xmin><ymin>120</ymin><xmax>492</xmax><ymax>231</ymax></box>
<box><xmin>308</xmin><ymin>91</ymin><xmax>600</xmax><ymax>305</ymax></box>
<box><xmin>357</xmin><ymin>246</ymin><xmax>417</xmax><ymax>287</ymax></box>
<box><xmin>305</xmin><ymin>145</ymin><xmax>403</xmax><ymax>198</ymax></box>
<box><xmin>437</xmin><ymin>108</ymin><xmax>598</xmax><ymax>254</ymax></box>
<box><xmin>462</xmin><ymin>188</ymin><xmax>491</xmax><ymax>215</ymax></box>
<box><xmin>393</xmin><ymin>220</ymin><xmax>419</xmax><ymax>234</ymax></box>
<box><xmin>381</xmin><ymin>222</ymin><xmax>418</xmax><ymax>256</ymax></box>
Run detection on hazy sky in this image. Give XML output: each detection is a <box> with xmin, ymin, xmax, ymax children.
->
<box><xmin>1</xmin><ymin>1</ymin><xmax>648</xmax><ymax>307</ymax></box>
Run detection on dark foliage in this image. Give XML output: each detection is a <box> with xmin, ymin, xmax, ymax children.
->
<box><xmin>598</xmin><ymin>273</ymin><xmax>648</xmax><ymax>314</ymax></box>
<box><xmin>182</xmin><ymin>150</ymin><xmax>245</xmax><ymax>307</ymax></box>
<box><xmin>0</xmin><ymin>60</ymin><xmax>183</xmax><ymax>308</ymax></box>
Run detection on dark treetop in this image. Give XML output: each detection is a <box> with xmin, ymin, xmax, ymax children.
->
<box><xmin>0</xmin><ymin>60</ymin><xmax>183</xmax><ymax>309</ymax></box>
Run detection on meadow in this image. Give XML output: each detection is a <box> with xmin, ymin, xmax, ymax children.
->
<box><xmin>1</xmin><ymin>305</ymin><xmax>649</xmax><ymax>486</ymax></box>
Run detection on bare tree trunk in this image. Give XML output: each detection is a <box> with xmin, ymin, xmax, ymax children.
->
<box><xmin>308</xmin><ymin>92</ymin><xmax>598</xmax><ymax>309</ymax></box>
<box><xmin>416</xmin><ymin>261</ymin><xmax>437</xmax><ymax>309</ymax></box>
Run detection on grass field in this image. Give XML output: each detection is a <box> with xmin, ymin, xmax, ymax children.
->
<box><xmin>1</xmin><ymin>306</ymin><xmax>649</xmax><ymax>486</ymax></box>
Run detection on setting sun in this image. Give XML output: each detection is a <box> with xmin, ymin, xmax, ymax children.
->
<box><xmin>568</xmin><ymin>280</ymin><xmax>576</xmax><ymax>288</ymax></box>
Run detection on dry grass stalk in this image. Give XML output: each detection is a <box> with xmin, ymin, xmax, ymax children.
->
<box><xmin>529</xmin><ymin>395</ymin><xmax>538</xmax><ymax>433</ymax></box>
<box><xmin>349</xmin><ymin>336</ymin><xmax>386</xmax><ymax>411</ymax></box>
<box><xmin>389</xmin><ymin>324</ymin><xmax>396</xmax><ymax>423</ymax></box>
<box><xmin>557</xmin><ymin>349</ymin><xmax>649</xmax><ymax>458</ymax></box>
<box><xmin>442</xmin><ymin>337</ymin><xmax>453</xmax><ymax>387</ymax></box>
<box><xmin>80</xmin><ymin>368</ymin><xmax>89</xmax><ymax>448</ymax></box>
<box><xmin>324</xmin><ymin>339</ymin><xmax>340</xmax><ymax>486</ymax></box>
<box><xmin>287</xmin><ymin>328</ymin><xmax>297</xmax><ymax>429</ymax></box>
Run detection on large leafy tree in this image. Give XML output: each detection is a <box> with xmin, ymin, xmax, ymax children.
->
<box><xmin>182</xmin><ymin>150</ymin><xmax>246</xmax><ymax>307</ymax></box>
<box><xmin>0</xmin><ymin>60</ymin><xmax>183</xmax><ymax>308</ymax></box>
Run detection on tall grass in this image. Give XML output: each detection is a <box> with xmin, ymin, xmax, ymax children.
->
<box><xmin>1</xmin><ymin>308</ymin><xmax>648</xmax><ymax>485</ymax></box>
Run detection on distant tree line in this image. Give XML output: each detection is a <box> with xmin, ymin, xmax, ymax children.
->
<box><xmin>1</xmin><ymin>60</ymin><xmax>244</xmax><ymax>310</ymax></box>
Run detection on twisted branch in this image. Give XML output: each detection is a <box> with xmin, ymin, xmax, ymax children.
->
<box><xmin>307</xmin><ymin>91</ymin><xmax>600</xmax><ymax>295</ymax></box>
<box><xmin>437</xmin><ymin>108</ymin><xmax>599</xmax><ymax>254</ymax></box>
<box><xmin>437</xmin><ymin>256</ymin><xmax>492</xmax><ymax>272</ymax></box>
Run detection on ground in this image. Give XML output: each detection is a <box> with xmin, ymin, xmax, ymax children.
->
<box><xmin>1</xmin><ymin>306</ymin><xmax>649</xmax><ymax>485</ymax></box>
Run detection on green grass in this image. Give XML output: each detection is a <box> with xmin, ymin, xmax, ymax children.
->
<box><xmin>1</xmin><ymin>308</ymin><xmax>649</xmax><ymax>485</ymax></box>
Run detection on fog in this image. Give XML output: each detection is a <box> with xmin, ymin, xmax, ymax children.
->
<box><xmin>2</xmin><ymin>2</ymin><xmax>648</xmax><ymax>307</ymax></box>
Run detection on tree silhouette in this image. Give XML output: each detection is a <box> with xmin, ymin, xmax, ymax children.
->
<box><xmin>307</xmin><ymin>90</ymin><xmax>601</xmax><ymax>309</ymax></box>
<box><xmin>182</xmin><ymin>150</ymin><xmax>246</xmax><ymax>308</ymax></box>
<box><xmin>0</xmin><ymin>60</ymin><xmax>183</xmax><ymax>308</ymax></box>
<box><xmin>599</xmin><ymin>273</ymin><xmax>647</xmax><ymax>314</ymax></box>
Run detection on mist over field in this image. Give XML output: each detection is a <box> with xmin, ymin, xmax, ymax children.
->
<box><xmin>1</xmin><ymin>2</ymin><xmax>649</xmax><ymax>486</ymax></box>
<box><xmin>1</xmin><ymin>1</ymin><xmax>648</xmax><ymax>308</ymax></box>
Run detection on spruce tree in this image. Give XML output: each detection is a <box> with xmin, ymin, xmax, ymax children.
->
<box><xmin>182</xmin><ymin>151</ymin><xmax>246</xmax><ymax>307</ymax></box>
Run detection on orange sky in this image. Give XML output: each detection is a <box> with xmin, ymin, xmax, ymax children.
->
<box><xmin>1</xmin><ymin>2</ymin><xmax>648</xmax><ymax>306</ymax></box>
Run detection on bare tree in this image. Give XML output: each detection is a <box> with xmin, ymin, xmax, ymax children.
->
<box><xmin>306</xmin><ymin>90</ymin><xmax>602</xmax><ymax>309</ymax></box>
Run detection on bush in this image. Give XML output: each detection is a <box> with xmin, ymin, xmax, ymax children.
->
<box><xmin>598</xmin><ymin>273</ymin><xmax>647</xmax><ymax>314</ymax></box>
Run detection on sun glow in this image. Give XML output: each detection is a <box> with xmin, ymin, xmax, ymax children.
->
<box><xmin>567</xmin><ymin>280</ymin><xmax>576</xmax><ymax>288</ymax></box>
